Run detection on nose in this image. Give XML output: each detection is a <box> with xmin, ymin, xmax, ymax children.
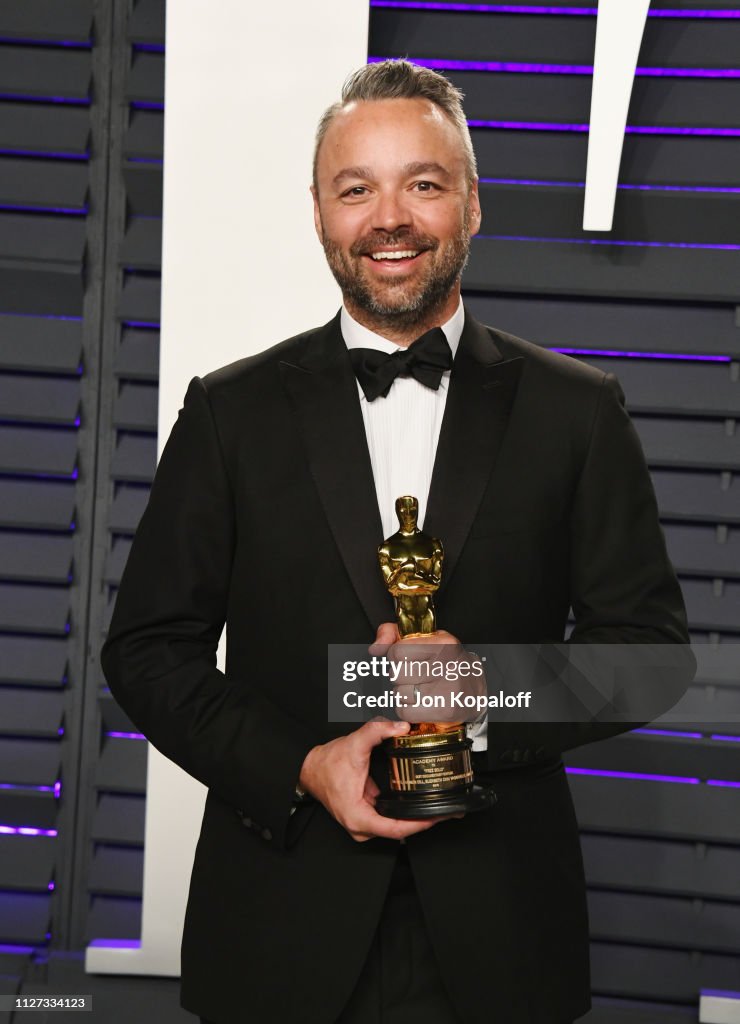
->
<box><xmin>372</xmin><ymin>188</ymin><xmax>411</xmax><ymax>234</ymax></box>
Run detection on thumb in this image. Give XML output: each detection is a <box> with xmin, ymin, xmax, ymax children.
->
<box><xmin>369</xmin><ymin>621</ymin><xmax>399</xmax><ymax>655</ymax></box>
<box><xmin>353</xmin><ymin>718</ymin><xmax>410</xmax><ymax>754</ymax></box>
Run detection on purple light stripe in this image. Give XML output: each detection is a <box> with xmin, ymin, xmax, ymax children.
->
<box><xmin>121</xmin><ymin>319</ymin><xmax>160</xmax><ymax>328</ymax></box>
<box><xmin>711</xmin><ymin>733</ymin><xmax>740</xmax><ymax>742</ymax></box>
<box><xmin>0</xmin><ymin>943</ymin><xmax>35</xmax><ymax>955</ymax></box>
<box><xmin>87</xmin><ymin>938</ymin><xmax>141</xmax><ymax>949</ymax></box>
<box><xmin>468</xmin><ymin>120</ymin><xmax>740</xmax><ymax>136</ymax></box>
<box><xmin>707</xmin><ymin>778</ymin><xmax>740</xmax><ymax>788</ymax></box>
<box><xmin>0</xmin><ymin>147</ymin><xmax>88</xmax><ymax>161</ymax></box>
<box><xmin>106</xmin><ymin>730</ymin><xmax>146</xmax><ymax>740</ymax></box>
<box><xmin>702</xmin><ymin>990</ymin><xmax>740</xmax><ymax>999</ymax></box>
<box><xmin>126</xmin><ymin>157</ymin><xmax>163</xmax><ymax>165</ymax></box>
<box><xmin>0</xmin><ymin>93</ymin><xmax>90</xmax><ymax>106</ymax></box>
<box><xmin>0</xmin><ymin>36</ymin><xmax>92</xmax><ymax>48</ymax></box>
<box><xmin>368</xmin><ymin>1</ymin><xmax>740</xmax><ymax>16</ymax></box>
<box><xmin>370</xmin><ymin>56</ymin><xmax>740</xmax><ymax>78</ymax></box>
<box><xmin>633</xmin><ymin>727</ymin><xmax>704</xmax><ymax>738</ymax></box>
<box><xmin>0</xmin><ymin>469</ymin><xmax>79</xmax><ymax>481</ymax></box>
<box><xmin>0</xmin><ymin>825</ymin><xmax>57</xmax><ymax>836</ymax></box>
<box><xmin>132</xmin><ymin>43</ymin><xmax>165</xmax><ymax>53</ymax></box>
<box><xmin>0</xmin><ymin>312</ymin><xmax>82</xmax><ymax>321</ymax></box>
<box><xmin>54</xmin><ymin>780</ymin><xmax>61</xmax><ymax>798</ymax></box>
<box><xmin>479</xmin><ymin>176</ymin><xmax>740</xmax><ymax>194</ymax></box>
<box><xmin>0</xmin><ymin>782</ymin><xmax>56</xmax><ymax>793</ymax></box>
<box><xmin>130</xmin><ymin>101</ymin><xmax>164</xmax><ymax>111</ymax></box>
<box><xmin>47</xmin><ymin>880</ymin><xmax>55</xmax><ymax>891</ymax></box>
<box><xmin>565</xmin><ymin>766</ymin><xmax>700</xmax><ymax>783</ymax></box>
<box><xmin>480</xmin><ymin>232</ymin><xmax>740</xmax><ymax>250</ymax></box>
<box><xmin>550</xmin><ymin>347</ymin><xmax>731</xmax><ymax>362</ymax></box>
<box><xmin>0</xmin><ymin>203</ymin><xmax>87</xmax><ymax>216</ymax></box>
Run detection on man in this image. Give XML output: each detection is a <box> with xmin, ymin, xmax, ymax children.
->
<box><xmin>102</xmin><ymin>60</ymin><xmax>692</xmax><ymax>1024</ymax></box>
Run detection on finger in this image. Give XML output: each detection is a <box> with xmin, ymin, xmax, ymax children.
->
<box><xmin>369</xmin><ymin>622</ymin><xmax>400</xmax><ymax>655</ymax></box>
<box><xmin>363</xmin><ymin>776</ymin><xmax>380</xmax><ymax>802</ymax></box>
<box><xmin>352</xmin><ymin>718</ymin><xmax>410</xmax><ymax>756</ymax></box>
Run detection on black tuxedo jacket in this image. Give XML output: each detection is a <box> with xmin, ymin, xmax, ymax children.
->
<box><xmin>102</xmin><ymin>309</ymin><xmax>692</xmax><ymax>1024</ymax></box>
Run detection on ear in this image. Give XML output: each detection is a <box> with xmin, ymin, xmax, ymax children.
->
<box><xmin>310</xmin><ymin>185</ymin><xmax>324</xmax><ymax>244</ymax></box>
<box><xmin>467</xmin><ymin>178</ymin><xmax>482</xmax><ymax>236</ymax></box>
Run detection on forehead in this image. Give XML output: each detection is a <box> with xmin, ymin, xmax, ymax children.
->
<box><xmin>317</xmin><ymin>97</ymin><xmax>465</xmax><ymax>180</ymax></box>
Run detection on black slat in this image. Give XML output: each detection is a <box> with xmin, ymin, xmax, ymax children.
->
<box><xmin>0</xmin><ymin>0</ymin><xmax>93</xmax><ymax>42</ymax></box>
<box><xmin>471</xmin><ymin>129</ymin><xmax>740</xmax><ymax>188</ymax></box>
<box><xmin>124</xmin><ymin>110</ymin><xmax>162</xmax><ymax>161</ymax></box>
<box><xmin>0</xmin><ymin>45</ymin><xmax>91</xmax><ymax>102</ymax></box>
<box><xmin>0</xmin><ymin>738</ymin><xmax>59</xmax><ymax>785</ymax></box>
<box><xmin>0</xmin><ymin>313</ymin><xmax>82</xmax><ymax>373</ymax></box>
<box><xmin>588</xmin><ymin>889</ymin><xmax>740</xmax><ymax>954</ymax></box>
<box><xmin>465</xmin><ymin>236</ymin><xmax>740</xmax><ymax>304</ymax></box>
<box><xmin>0</xmin><ymin>636</ymin><xmax>67</xmax><ymax>685</ymax></box>
<box><xmin>683</xmin><ymin>579</ymin><xmax>740</xmax><ymax>633</ymax></box>
<box><xmin>0</xmin><ymin>583</ymin><xmax>69</xmax><ymax>635</ymax></box>
<box><xmin>94</xmin><ymin>737</ymin><xmax>147</xmax><ymax>794</ymax></box>
<box><xmin>0</xmin><ymin>212</ymin><xmax>86</xmax><ymax>264</ymax></box>
<box><xmin>120</xmin><ymin>217</ymin><xmax>162</xmax><ymax>270</ymax></box>
<box><xmin>0</xmin><ymin>892</ymin><xmax>51</xmax><ymax>943</ymax></box>
<box><xmin>664</xmin><ymin>523</ymin><xmax>740</xmax><ymax>577</ymax></box>
<box><xmin>653</xmin><ymin>470</ymin><xmax>740</xmax><ymax>525</ymax></box>
<box><xmin>569</xmin><ymin>772</ymin><xmax>740</xmax><ymax>843</ymax></box>
<box><xmin>565</xmin><ymin>732</ymin><xmax>740</xmax><ymax>782</ymax></box>
<box><xmin>88</xmin><ymin>846</ymin><xmax>142</xmax><ymax>897</ymax></box>
<box><xmin>113</xmin><ymin>382</ymin><xmax>157</xmax><ymax>431</ymax></box>
<box><xmin>0</xmin><ymin>479</ymin><xmax>75</xmax><ymax>530</ymax></box>
<box><xmin>128</xmin><ymin>0</ymin><xmax>164</xmax><ymax>45</ymax></box>
<box><xmin>478</xmin><ymin>182</ymin><xmax>740</xmax><ymax>245</ymax></box>
<box><xmin>0</xmin><ymin>376</ymin><xmax>80</xmax><ymax>425</ymax></box>
<box><xmin>91</xmin><ymin>794</ymin><xmax>144</xmax><ymax>846</ymax></box>
<box><xmin>633</xmin><ymin>417</ymin><xmax>740</xmax><ymax>471</ymax></box>
<box><xmin>0</xmin><ymin>788</ymin><xmax>56</xmax><ymax>829</ymax></box>
<box><xmin>118</xmin><ymin>274</ymin><xmax>161</xmax><ymax>323</ymax></box>
<box><xmin>369</xmin><ymin>10</ymin><xmax>740</xmax><ymax>69</ymax></box>
<box><xmin>0</xmin><ymin>835</ymin><xmax>55</xmax><ymax>891</ymax></box>
<box><xmin>122</xmin><ymin>164</ymin><xmax>162</xmax><ymax>216</ymax></box>
<box><xmin>583</xmin><ymin>358</ymin><xmax>739</xmax><ymax>416</ymax></box>
<box><xmin>465</xmin><ymin>294</ymin><xmax>740</xmax><ymax>358</ymax></box>
<box><xmin>115</xmin><ymin>328</ymin><xmax>159</xmax><ymax>380</ymax></box>
<box><xmin>581</xmin><ymin>833</ymin><xmax>740</xmax><ymax>901</ymax></box>
<box><xmin>0</xmin><ymin>689</ymin><xmax>63</xmax><ymax>737</ymax></box>
<box><xmin>0</xmin><ymin>425</ymin><xmax>77</xmax><ymax>475</ymax></box>
<box><xmin>127</xmin><ymin>52</ymin><xmax>163</xmax><ymax>104</ymax></box>
<box><xmin>0</xmin><ymin>157</ymin><xmax>88</xmax><ymax>212</ymax></box>
<box><xmin>110</xmin><ymin>434</ymin><xmax>156</xmax><ymax>483</ymax></box>
<box><xmin>108</xmin><ymin>484</ymin><xmax>148</xmax><ymax>534</ymax></box>
<box><xmin>591</xmin><ymin>941</ymin><xmax>740</xmax><ymax>1003</ymax></box>
<box><xmin>0</xmin><ymin>103</ymin><xmax>89</xmax><ymax>158</ymax></box>
<box><xmin>85</xmin><ymin>896</ymin><xmax>140</xmax><ymax>942</ymax></box>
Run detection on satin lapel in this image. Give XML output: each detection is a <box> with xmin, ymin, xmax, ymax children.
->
<box><xmin>279</xmin><ymin>314</ymin><xmax>390</xmax><ymax>630</ymax></box>
<box><xmin>424</xmin><ymin>311</ymin><xmax>524</xmax><ymax>594</ymax></box>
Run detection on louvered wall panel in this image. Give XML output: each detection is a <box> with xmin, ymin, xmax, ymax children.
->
<box><xmin>371</xmin><ymin>2</ymin><xmax>740</xmax><ymax>1017</ymax></box>
<box><xmin>0</xmin><ymin>0</ymin><xmax>97</xmax><ymax>987</ymax></box>
<box><xmin>81</xmin><ymin>0</ymin><xmax>164</xmax><ymax>949</ymax></box>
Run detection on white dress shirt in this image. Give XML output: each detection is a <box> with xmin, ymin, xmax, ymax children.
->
<box><xmin>340</xmin><ymin>301</ymin><xmax>487</xmax><ymax>752</ymax></box>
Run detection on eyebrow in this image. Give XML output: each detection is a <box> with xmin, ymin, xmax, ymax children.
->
<box><xmin>331</xmin><ymin>161</ymin><xmax>454</xmax><ymax>189</ymax></box>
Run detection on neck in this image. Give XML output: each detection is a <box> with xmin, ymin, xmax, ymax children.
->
<box><xmin>344</xmin><ymin>286</ymin><xmax>461</xmax><ymax>347</ymax></box>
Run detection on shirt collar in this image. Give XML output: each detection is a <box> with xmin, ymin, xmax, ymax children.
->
<box><xmin>340</xmin><ymin>299</ymin><xmax>464</xmax><ymax>359</ymax></box>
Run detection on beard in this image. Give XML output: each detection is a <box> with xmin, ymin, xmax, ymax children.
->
<box><xmin>320</xmin><ymin>209</ymin><xmax>471</xmax><ymax>333</ymax></box>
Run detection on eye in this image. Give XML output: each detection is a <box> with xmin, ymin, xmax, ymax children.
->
<box><xmin>414</xmin><ymin>181</ymin><xmax>439</xmax><ymax>192</ymax></box>
<box><xmin>342</xmin><ymin>185</ymin><xmax>368</xmax><ymax>198</ymax></box>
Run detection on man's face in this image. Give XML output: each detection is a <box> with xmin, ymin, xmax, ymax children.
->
<box><xmin>312</xmin><ymin>98</ymin><xmax>481</xmax><ymax>332</ymax></box>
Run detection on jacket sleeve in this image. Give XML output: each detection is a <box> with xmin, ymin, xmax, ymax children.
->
<box><xmin>101</xmin><ymin>376</ymin><xmax>317</xmax><ymax>850</ymax></box>
<box><xmin>484</xmin><ymin>373</ymin><xmax>696</xmax><ymax>767</ymax></box>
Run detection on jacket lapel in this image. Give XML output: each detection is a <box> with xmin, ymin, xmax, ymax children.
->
<box><xmin>279</xmin><ymin>314</ymin><xmax>391</xmax><ymax>629</ymax></box>
<box><xmin>425</xmin><ymin>310</ymin><xmax>524</xmax><ymax>594</ymax></box>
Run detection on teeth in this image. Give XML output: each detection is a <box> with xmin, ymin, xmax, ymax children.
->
<box><xmin>370</xmin><ymin>250</ymin><xmax>419</xmax><ymax>261</ymax></box>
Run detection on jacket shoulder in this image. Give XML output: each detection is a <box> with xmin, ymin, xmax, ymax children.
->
<box><xmin>488</xmin><ymin>324</ymin><xmax>608</xmax><ymax>391</ymax></box>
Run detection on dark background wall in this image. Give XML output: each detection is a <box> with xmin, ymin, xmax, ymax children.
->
<box><xmin>0</xmin><ymin>1</ymin><xmax>738</xmax><ymax>1021</ymax></box>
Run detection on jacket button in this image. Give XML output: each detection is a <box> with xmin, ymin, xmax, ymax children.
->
<box><xmin>261</xmin><ymin>827</ymin><xmax>273</xmax><ymax>841</ymax></box>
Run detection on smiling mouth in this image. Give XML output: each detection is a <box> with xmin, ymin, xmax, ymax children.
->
<box><xmin>369</xmin><ymin>249</ymin><xmax>420</xmax><ymax>261</ymax></box>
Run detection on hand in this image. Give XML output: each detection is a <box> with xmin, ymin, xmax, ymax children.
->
<box><xmin>298</xmin><ymin>719</ymin><xmax>458</xmax><ymax>842</ymax></box>
<box><xmin>370</xmin><ymin>623</ymin><xmax>487</xmax><ymax>723</ymax></box>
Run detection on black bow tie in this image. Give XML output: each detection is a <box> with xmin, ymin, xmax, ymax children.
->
<box><xmin>348</xmin><ymin>327</ymin><xmax>453</xmax><ymax>402</ymax></box>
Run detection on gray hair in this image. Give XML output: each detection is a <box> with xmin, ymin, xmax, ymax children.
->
<box><xmin>313</xmin><ymin>59</ymin><xmax>477</xmax><ymax>190</ymax></box>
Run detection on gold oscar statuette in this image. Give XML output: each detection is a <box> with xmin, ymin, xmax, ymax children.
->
<box><xmin>375</xmin><ymin>496</ymin><xmax>496</xmax><ymax>818</ymax></box>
